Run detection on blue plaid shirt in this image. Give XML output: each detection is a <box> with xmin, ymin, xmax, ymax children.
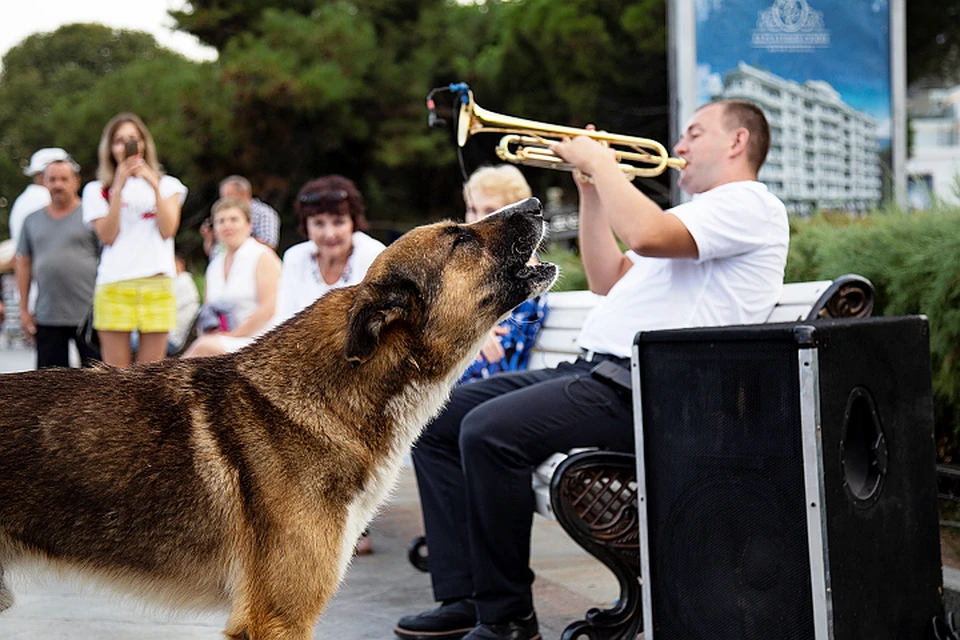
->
<box><xmin>457</xmin><ymin>294</ymin><xmax>549</xmax><ymax>385</ymax></box>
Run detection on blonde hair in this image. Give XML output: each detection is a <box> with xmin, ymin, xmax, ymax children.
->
<box><xmin>463</xmin><ymin>165</ymin><xmax>532</xmax><ymax>205</ymax></box>
<box><xmin>96</xmin><ymin>112</ymin><xmax>162</xmax><ymax>188</ymax></box>
<box><xmin>211</xmin><ymin>198</ymin><xmax>251</xmax><ymax>222</ymax></box>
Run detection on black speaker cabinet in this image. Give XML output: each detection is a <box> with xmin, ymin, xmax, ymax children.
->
<box><xmin>632</xmin><ymin>316</ymin><xmax>942</xmax><ymax>640</ymax></box>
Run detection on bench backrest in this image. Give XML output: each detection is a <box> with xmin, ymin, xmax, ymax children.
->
<box><xmin>526</xmin><ymin>274</ymin><xmax>875</xmax><ymax>371</ymax></box>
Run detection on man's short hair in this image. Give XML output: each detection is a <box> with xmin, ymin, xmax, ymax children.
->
<box><xmin>43</xmin><ymin>157</ymin><xmax>81</xmax><ymax>177</ymax></box>
<box><xmin>711</xmin><ymin>100</ymin><xmax>771</xmax><ymax>173</ymax></box>
<box><xmin>219</xmin><ymin>175</ymin><xmax>253</xmax><ymax>196</ymax></box>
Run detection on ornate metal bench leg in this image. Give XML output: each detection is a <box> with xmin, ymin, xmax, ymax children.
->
<box><xmin>408</xmin><ymin>535</ymin><xmax>429</xmax><ymax>572</ymax></box>
<box><xmin>551</xmin><ymin>451</ymin><xmax>642</xmax><ymax>640</ymax></box>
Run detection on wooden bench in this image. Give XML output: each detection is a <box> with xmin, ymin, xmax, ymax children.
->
<box><xmin>537</xmin><ymin>274</ymin><xmax>876</xmax><ymax>640</ymax></box>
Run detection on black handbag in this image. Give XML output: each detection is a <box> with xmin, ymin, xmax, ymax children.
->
<box><xmin>76</xmin><ymin>307</ymin><xmax>100</xmax><ymax>351</ymax></box>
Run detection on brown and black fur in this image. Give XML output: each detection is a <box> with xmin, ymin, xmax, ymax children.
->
<box><xmin>0</xmin><ymin>198</ymin><xmax>557</xmax><ymax>639</ymax></box>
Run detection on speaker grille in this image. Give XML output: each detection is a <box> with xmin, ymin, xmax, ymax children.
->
<box><xmin>640</xmin><ymin>338</ymin><xmax>814</xmax><ymax>639</ymax></box>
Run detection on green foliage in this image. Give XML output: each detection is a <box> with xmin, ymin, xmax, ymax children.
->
<box><xmin>1</xmin><ymin>0</ymin><xmax>668</xmax><ymax>249</ymax></box>
<box><xmin>788</xmin><ymin>206</ymin><xmax>960</xmax><ymax>459</ymax></box>
<box><xmin>0</xmin><ymin>24</ymin><xmax>186</xmax><ymax>237</ymax></box>
<box><xmin>907</xmin><ymin>0</ymin><xmax>960</xmax><ymax>84</ymax></box>
<box><xmin>170</xmin><ymin>0</ymin><xmax>315</xmax><ymax>52</ymax></box>
<box><xmin>541</xmin><ymin>245</ymin><xmax>588</xmax><ymax>292</ymax></box>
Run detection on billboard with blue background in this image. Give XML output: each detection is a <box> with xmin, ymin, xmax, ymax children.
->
<box><xmin>672</xmin><ymin>0</ymin><xmax>905</xmax><ymax>213</ymax></box>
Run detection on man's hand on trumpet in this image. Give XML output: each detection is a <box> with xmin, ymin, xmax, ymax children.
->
<box><xmin>550</xmin><ymin>125</ymin><xmax>620</xmax><ymax>185</ymax></box>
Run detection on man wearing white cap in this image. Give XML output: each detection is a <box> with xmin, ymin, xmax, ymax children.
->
<box><xmin>3</xmin><ymin>148</ymin><xmax>69</xmax><ymax>346</ymax></box>
<box><xmin>9</xmin><ymin>148</ymin><xmax>70</xmax><ymax>249</ymax></box>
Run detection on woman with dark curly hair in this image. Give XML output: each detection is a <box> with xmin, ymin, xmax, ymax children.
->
<box><xmin>275</xmin><ymin>175</ymin><xmax>385</xmax><ymax>323</ymax></box>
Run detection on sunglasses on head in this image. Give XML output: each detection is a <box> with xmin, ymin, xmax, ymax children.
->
<box><xmin>298</xmin><ymin>189</ymin><xmax>348</xmax><ymax>206</ymax></box>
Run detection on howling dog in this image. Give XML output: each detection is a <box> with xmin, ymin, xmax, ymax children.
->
<box><xmin>0</xmin><ymin>198</ymin><xmax>557</xmax><ymax>639</ymax></box>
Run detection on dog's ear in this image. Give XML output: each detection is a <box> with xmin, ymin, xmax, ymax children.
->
<box><xmin>344</xmin><ymin>279</ymin><xmax>424</xmax><ymax>364</ymax></box>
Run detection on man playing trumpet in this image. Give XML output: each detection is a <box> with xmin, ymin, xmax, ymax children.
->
<box><xmin>396</xmin><ymin>99</ymin><xmax>789</xmax><ymax>640</ymax></box>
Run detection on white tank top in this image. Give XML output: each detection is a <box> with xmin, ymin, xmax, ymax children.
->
<box><xmin>205</xmin><ymin>237</ymin><xmax>269</xmax><ymax>331</ymax></box>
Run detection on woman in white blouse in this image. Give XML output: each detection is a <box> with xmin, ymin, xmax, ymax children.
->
<box><xmin>183</xmin><ymin>198</ymin><xmax>281</xmax><ymax>357</ymax></box>
<box><xmin>275</xmin><ymin>175</ymin><xmax>385</xmax><ymax>322</ymax></box>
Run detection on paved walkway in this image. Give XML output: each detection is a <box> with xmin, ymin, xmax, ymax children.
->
<box><xmin>0</xmin><ymin>346</ymin><xmax>620</xmax><ymax>639</ymax></box>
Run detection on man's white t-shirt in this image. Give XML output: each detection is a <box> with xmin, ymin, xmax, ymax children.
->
<box><xmin>81</xmin><ymin>176</ymin><xmax>188</xmax><ymax>285</ymax></box>
<box><xmin>577</xmin><ymin>181</ymin><xmax>790</xmax><ymax>359</ymax></box>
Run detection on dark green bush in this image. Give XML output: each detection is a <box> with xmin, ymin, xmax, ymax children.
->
<box><xmin>787</xmin><ymin>206</ymin><xmax>960</xmax><ymax>460</ymax></box>
<box><xmin>541</xmin><ymin>245</ymin><xmax>588</xmax><ymax>292</ymax></box>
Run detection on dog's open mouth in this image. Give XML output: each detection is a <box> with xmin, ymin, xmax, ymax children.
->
<box><xmin>515</xmin><ymin>261</ymin><xmax>555</xmax><ymax>281</ymax></box>
<box><xmin>501</xmin><ymin>199</ymin><xmax>558</xmax><ymax>290</ymax></box>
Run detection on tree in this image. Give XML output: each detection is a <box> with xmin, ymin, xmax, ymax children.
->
<box><xmin>0</xmin><ymin>24</ymin><xmax>185</xmax><ymax>237</ymax></box>
<box><xmin>1</xmin><ymin>1</ymin><xmax>676</xmax><ymax>245</ymax></box>
<box><xmin>907</xmin><ymin>0</ymin><xmax>960</xmax><ymax>84</ymax></box>
<box><xmin>170</xmin><ymin>0</ymin><xmax>315</xmax><ymax>52</ymax></box>
<box><xmin>452</xmin><ymin>0</ymin><xmax>671</xmax><ymax>206</ymax></box>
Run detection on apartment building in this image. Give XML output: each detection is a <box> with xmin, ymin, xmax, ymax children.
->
<box><xmin>906</xmin><ymin>85</ymin><xmax>960</xmax><ymax>208</ymax></box>
<box><xmin>715</xmin><ymin>62</ymin><xmax>883</xmax><ymax>215</ymax></box>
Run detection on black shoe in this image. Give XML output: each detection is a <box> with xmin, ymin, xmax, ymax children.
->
<box><xmin>395</xmin><ymin>599</ymin><xmax>477</xmax><ymax>640</ymax></box>
<box><xmin>461</xmin><ymin>611</ymin><xmax>540</xmax><ymax>640</ymax></box>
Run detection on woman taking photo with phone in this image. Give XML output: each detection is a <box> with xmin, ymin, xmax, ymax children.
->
<box><xmin>81</xmin><ymin>112</ymin><xmax>188</xmax><ymax>367</ymax></box>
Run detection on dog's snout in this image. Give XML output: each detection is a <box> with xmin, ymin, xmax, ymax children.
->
<box><xmin>515</xmin><ymin>197</ymin><xmax>542</xmax><ymax>217</ymax></box>
<box><xmin>497</xmin><ymin>197</ymin><xmax>542</xmax><ymax>220</ymax></box>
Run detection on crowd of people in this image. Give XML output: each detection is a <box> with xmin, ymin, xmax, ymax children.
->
<box><xmin>1</xmin><ymin>111</ymin><xmax>554</xmax><ymax>385</ymax></box>
<box><xmin>1</xmin><ymin>97</ymin><xmax>788</xmax><ymax>640</ymax></box>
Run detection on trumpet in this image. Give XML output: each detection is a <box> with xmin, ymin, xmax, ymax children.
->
<box><xmin>455</xmin><ymin>90</ymin><xmax>686</xmax><ymax>180</ymax></box>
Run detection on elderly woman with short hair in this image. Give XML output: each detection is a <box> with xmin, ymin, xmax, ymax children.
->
<box><xmin>183</xmin><ymin>198</ymin><xmax>281</xmax><ymax>358</ymax></box>
<box><xmin>458</xmin><ymin>165</ymin><xmax>550</xmax><ymax>384</ymax></box>
<box><xmin>275</xmin><ymin>174</ymin><xmax>386</xmax><ymax>323</ymax></box>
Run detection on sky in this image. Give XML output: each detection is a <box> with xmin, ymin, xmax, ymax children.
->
<box><xmin>1</xmin><ymin>0</ymin><xmax>218</xmax><ymax>67</ymax></box>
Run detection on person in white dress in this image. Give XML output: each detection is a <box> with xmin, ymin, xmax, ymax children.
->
<box><xmin>275</xmin><ymin>174</ymin><xmax>385</xmax><ymax>323</ymax></box>
<box><xmin>183</xmin><ymin>198</ymin><xmax>281</xmax><ymax>357</ymax></box>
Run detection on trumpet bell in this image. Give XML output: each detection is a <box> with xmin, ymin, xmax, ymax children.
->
<box><xmin>455</xmin><ymin>91</ymin><xmax>685</xmax><ymax>179</ymax></box>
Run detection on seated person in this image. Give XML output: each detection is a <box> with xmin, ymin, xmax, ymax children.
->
<box><xmin>183</xmin><ymin>198</ymin><xmax>281</xmax><ymax>357</ymax></box>
<box><xmin>166</xmin><ymin>250</ymin><xmax>201</xmax><ymax>354</ymax></box>
<box><xmin>457</xmin><ymin>165</ymin><xmax>548</xmax><ymax>385</ymax></box>
<box><xmin>395</xmin><ymin>100</ymin><xmax>790</xmax><ymax>640</ymax></box>
<box><xmin>274</xmin><ymin>174</ymin><xmax>386</xmax><ymax>555</ymax></box>
<box><xmin>275</xmin><ymin>175</ymin><xmax>385</xmax><ymax>323</ymax></box>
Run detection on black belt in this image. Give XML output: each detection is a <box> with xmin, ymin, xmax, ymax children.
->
<box><xmin>580</xmin><ymin>349</ymin><xmax>630</xmax><ymax>368</ymax></box>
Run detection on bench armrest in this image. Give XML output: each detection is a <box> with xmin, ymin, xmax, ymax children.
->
<box><xmin>806</xmin><ymin>273</ymin><xmax>875</xmax><ymax>320</ymax></box>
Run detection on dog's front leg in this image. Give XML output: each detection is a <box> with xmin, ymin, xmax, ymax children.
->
<box><xmin>223</xmin><ymin>620</ymin><xmax>314</xmax><ymax>640</ymax></box>
<box><xmin>223</xmin><ymin>543</ymin><xmax>337</xmax><ymax>640</ymax></box>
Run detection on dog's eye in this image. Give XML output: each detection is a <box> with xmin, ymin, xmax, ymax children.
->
<box><xmin>452</xmin><ymin>231</ymin><xmax>474</xmax><ymax>250</ymax></box>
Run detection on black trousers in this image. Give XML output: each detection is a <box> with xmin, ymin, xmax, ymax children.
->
<box><xmin>411</xmin><ymin>357</ymin><xmax>635</xmax><ymax>623</ymax></box>
<box><xmin>35</xmin><ymin>324</ymin><xmax>100</xmax><ymax>369</ymax></box>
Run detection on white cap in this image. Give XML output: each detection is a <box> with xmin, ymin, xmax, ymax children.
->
<box><xmin>23</xmin><ymin>148</ymin><xmax>70</xmax><ymax>177</ymax></box>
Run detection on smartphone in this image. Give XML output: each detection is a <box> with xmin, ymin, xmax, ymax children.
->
<box><xmin>124</xmin><ymin>139</ymin><xmax>139</xmax><ymax>159</ymax></box>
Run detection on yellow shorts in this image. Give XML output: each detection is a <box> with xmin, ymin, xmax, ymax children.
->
<box><xmin>93</xmin><ymin>277</ymin><xmax>177</xmax><ymax>333</ymax></box>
